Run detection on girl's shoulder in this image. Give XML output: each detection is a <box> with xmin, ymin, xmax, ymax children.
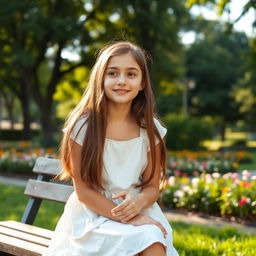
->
<box><xmin>69</xmin><ymin>114</ymin><xmax>89</xmax><ymax>146</ymax></box>
<box><xmin>153</xmin><ymin>117</ymin><xmax>167</xmax><ymax>139</ymax></box>
<box><xmin>141</xmin><ymin>117</ymin><xmax>167</xmax><ymax>151</ymax></box>
<box><xmin>141</xmin><ymin>117</ymin><xmax>167</xmax><ymax>137</ymax></box>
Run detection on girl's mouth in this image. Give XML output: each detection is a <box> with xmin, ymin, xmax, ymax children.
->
<box><xmin>113</xmin><ymin>89</ymin><xmax>130</xmax><ymax>94</ymax></box>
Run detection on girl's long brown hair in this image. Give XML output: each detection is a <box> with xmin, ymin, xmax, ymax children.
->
<box><xmin>59</xmin><ymin>41</ymin><xmax>166</xmax><ymax>190</ymax></box>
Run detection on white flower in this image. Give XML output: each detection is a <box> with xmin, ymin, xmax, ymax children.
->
<box><xmin>183</xmin><ymin>185</ymin><xmax>191</xmax><ymax>192</ymax></box>
<box><xmin>246</xmin><ymin>198</ymin><xmax>251</xmax><ymax>204</ymax></box>
<box><xmin>231</xmin><ymin>199</ymin><xmax>238</xmax><ymax>207</ymax></box>
<box><xmin>212</xmin><ymin>172</ymin><xmax>220</xmax><ymax>179</ymax></box>
<box><xmin>242</xmin><ymin>170</ymin><xmax>250</xmax><ymax>177</ymax></box>
<box><xmin>174</xmin><ymin>190</ymin><xmax>184</xmax><ymax>198</ymax></box>
<box><xmin>223</xmin><ymin>172</ymin><xmax>232</xmax><ymax>179</ymax></box>
<box><xmin>192</xmin><ymin>177</ymin><xmax>199</xmax><ymax>186</ymax></box>
<box><xmin>188</xmin><ymin>189</ymin><xmax>194</xmax><ymax>195</ymax></box>
<box><xmin>251</xmin><ymin>176</ymin><xmax>256</xmax><ymax>181</ymax></box>
<box><xmin>168</xmin><ymin>176</ymin><xmax>175</xmax><ymax>186</ymax></box>
<box><xmin>242</xmin><ymin>176</ymin><xmax>248</xmax><ymax>181</ymax></box>
<box><xmin>205</xmin><ymin>174</ymin><xmax>212</xmax><ymax>184</ymax></box>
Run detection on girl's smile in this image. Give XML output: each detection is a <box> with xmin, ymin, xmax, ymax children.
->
<box><xmin>113</xmin><ymin>89</ymin><xmax>131</xmax><ymax>95</ymax></box>
<box><xmin>104</xmin><ymin>53</ymin><xmax>143</xmax><ymax>105</ymax></box>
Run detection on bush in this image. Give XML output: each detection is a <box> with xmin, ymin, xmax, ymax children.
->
<box><xmin>0</xmin><ymin>129</ymin><xmax>40</xmax><ymax>141</ymax></box>
<box><xmin>163</xmin><ymin>114</ymin><xmax>212</xmax><ymax>150</ymax></box>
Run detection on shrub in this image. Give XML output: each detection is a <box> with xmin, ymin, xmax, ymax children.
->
<box><xmin>163</xmin><ymin>114</ymin><xmax>212</xmax><ymax>150</ymax></box>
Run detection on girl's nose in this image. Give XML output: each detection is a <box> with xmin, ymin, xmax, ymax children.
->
<box><xmin>117</xmin><ymin>74</ymin><xmax>126</xmax><ymax>85</ymax></box>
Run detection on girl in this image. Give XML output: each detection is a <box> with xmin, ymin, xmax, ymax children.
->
<box><xmin>44</xmin><ymin>41</ymin><xmax>179</xmax><ymax>256</ymax></box>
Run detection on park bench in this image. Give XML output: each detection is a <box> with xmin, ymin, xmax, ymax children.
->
<box><xmin>0</xmin><ymin>157</ymin><xmax>74</xmax><ymax>256</ymax></box>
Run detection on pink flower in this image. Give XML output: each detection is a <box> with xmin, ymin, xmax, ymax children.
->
<box><xmin>231</xmin><ymin>172</ymin><xmax>239</xmax><ymax>180</ymax></box>
<box><xmin>170</xmin><ymin>163</ymin><xmax>177</xmax><ymax>168</ymax></box>
<box><xmin>174</xmin><ymin>170</ymin><xmax>181</xmax><ymax>176</ymax></box>
<box><xmin>239</xmin><ymin>196</ymin><xmax>247</xmax><ymax>206</ymax></box>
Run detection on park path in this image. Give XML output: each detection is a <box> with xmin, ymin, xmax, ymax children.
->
<box><xmin>0</xmin><ymin>174</ymin><xmax>256</xmax><ymax>235</ymax></box>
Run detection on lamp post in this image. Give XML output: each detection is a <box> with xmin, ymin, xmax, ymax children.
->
<box><xmin>182</xmin><ymin>79</ymin><xmax>196</xmax><ymax>117</ymax></box>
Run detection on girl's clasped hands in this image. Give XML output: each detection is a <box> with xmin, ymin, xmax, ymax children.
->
<box><xmin>111</xmin><ymin>192</ymin><xmax>167</xmax><ymax>238</ymax></box>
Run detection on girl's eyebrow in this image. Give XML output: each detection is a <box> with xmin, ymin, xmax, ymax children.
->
<box><xmin>106</xmin><ymin>66</ymin><xmax>140</xmax><ymax>71</ymax></box>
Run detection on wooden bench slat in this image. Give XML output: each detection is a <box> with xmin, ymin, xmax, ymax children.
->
<box><xmin>0</xmin><ymin>157</ymin><xmax>71</xmax><ymax>256</ymax></box>
<box><xmin>0</xmin><ymin>225</ymin><xmax>51</xmax><ymax>246</ymax></box>
<box><xmin>32</xmin><ymin>157</ymin><xmax>61</xmax><ymax>176</ymax></box>
<box><xmin>24</xmin><ymin>180</ymin><xmax>74</xmax><ymax>203</ymax></box>
<box><xmin>0</xmin><ymin>233</ymin><xmax>47</xmax><ymax>256</ymax></box>
<box><xmin>0</xmin><ymin>221</ymin><xmax>53</xmax><ymax>239</ymax></box>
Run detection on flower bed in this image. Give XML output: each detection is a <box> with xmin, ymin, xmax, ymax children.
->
<box><xmin>167</xmin><ymin>150</ymin><xmax>253</xmax><ymax>176</ymax></box>
<box><xmin>161</xmin><ymin>171</ymin><xmax>256</xmax><ymax>221</ymax></box>
<box><xmin>0</xmin><ymin>142</ymin><xmax>57</xmax><ymax>175</ymax></box>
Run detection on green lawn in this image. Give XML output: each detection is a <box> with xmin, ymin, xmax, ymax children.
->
<box><xmin>238</xmin><ymin>151</ymin><xmax>256</xmax><ymax>171</ymax></box>
<box><xmin>1</xmin><ymin>183</ymin><xmax>255</xmax><ymax>256</ymax></box>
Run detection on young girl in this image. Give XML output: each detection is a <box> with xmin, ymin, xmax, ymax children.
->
<box><xmin>44</xmin><ymin>41</ymin><xmax>179</xmax><ymax>256</ymax></box>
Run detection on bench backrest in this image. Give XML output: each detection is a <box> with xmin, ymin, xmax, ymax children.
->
<box><xmin>21</xmin><ymin>157</ymin><xmax>74</xmax><ymax>224</ymax></box>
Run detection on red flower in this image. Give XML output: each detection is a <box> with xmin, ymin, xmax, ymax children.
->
<box><xmin>239</xmin><ymin>196</ymin><xmax>247</xmax><ymax>206</ymax></box>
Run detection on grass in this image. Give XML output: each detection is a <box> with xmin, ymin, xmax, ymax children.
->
<box><xmin>1</xmin><ymin>182</ymin><xmax>255</xmax><ymax>256</ymax></box>
<box><xmin>172</xmin><ymin>221</ymin><xmax>256</xmax><ymax>256</ymax></box>
<box><xmin>0</xmin><ymin>183</ymin><xmax>64</xmax><ymax>230</ymax></box>
<box><xmin>238</xmin><ymin>151</ymin><xmax>256</xmax><ymax>171</ymax></box>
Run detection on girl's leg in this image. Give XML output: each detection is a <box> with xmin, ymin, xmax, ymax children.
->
<box><xmin>139</xmin><ymin>242</ymin><xmax>166</xmax><ymax>256</ymax></box>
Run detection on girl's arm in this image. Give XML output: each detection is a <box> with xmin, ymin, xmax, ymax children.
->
<box><xmin>69</xmin><ymin>140</ymin><xmax>120</xmax><ymax>221</ymax></box>
<box><xmin>70</xmin><ymin>139</ymin><xmax>167</xmax><ymax>237</ymax></box>
<box><xmin>111</xmin><ymin>143</ymin><xmax>162</xmax><ymax>221</ymax></box>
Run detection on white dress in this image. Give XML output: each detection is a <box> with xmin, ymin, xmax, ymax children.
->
<box><xmin>44</xmin><ymin>117</ymin><xmax>179</xmax><ymax>256</ymax></box>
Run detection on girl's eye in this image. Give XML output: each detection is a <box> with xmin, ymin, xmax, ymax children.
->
<box><xmin>128</xmin><ymin>72</ymin><xmax>136</xmax><ymax>77</ymax></box>
<box><xmin>108</xmin><ymin>71</ymin><xmax>117</xmax><ymax>77</ymax></box>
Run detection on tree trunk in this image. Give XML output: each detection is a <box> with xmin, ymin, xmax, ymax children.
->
<box><xmin>4</xmin><ymin>95</ymin><xmax>15</xmax><ymax>129</ymax></box>
<box><xmin>20</xmin><ymin>88</ymin><xmax>32</xmax><ymax>140</ymax></box>
<box><xmin>39</xmin><ymin>103</ymin><xmax>53</xmax><ymax>146</ymax></box>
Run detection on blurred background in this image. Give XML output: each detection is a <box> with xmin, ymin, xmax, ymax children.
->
<box><xmin>1</xmin><ymin>0</ymin><xmax>256</xmax><ymax>174</ymax></box>
<box><xmin>0</xmin><ymin>2</ymin><xmax>256</xmax><ymax>254</ymax></box>
<box><xmin>1</xmin><ymin>0</ymin><xmax>256</xmax><ymax>151</ymax></box>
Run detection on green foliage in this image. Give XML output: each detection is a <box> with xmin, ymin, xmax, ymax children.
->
<box><xmin>186</xmin><ymin>22</ymin><xmax>249</xmax><ymax>122</ymax></box>
<box><xmin>173</xmin><ymin>221</ymin><xmax>256</xmax><ymax>256</ymax></box>
<box><xmin>0</xmin><ymin>183</ymin><xmax>63</xmax><ymax>230</ymax></box>
<box><xmin>0</xmin><ymin>129</ymin><xmax>40</xmax><ymax>141</ymax></box>
<box><xmin>163</xmin><ymin>114</ymin><xmax>212</xmax><ymax>150</ymax></box>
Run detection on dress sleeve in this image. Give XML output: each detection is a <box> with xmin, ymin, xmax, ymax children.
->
<box><xmin>63</xmin><ymin>116</ymin><xmax>88</xmax><ymax>146</ymax></box>
<box><xmin>142</xmin><ymin>118</ymin><xmax>167</xmax><ymax>152</ymax></box>
<box><xmin>154</xmin><ymin>117</ymin><xmax>167</xmax><ymax>145</ymax></box>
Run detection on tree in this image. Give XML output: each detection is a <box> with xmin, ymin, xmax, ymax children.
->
<box><xmin>0</xmin><ymin>0</ymin><xmax>189</xmax><ymax>145</ymax></box>
<box><xmin>0</xmin><ymin>0</ymin><xmax>108</xmax><ymax>145</ymax></box>
<box><xmin>185</xmin><ymin>20</ymin><xmax>249</xmax><ymax>139</ymax></box>
<box><xmin>186</xmin><ymin>0</ymin><xmax>256</xmax><ymax>23</ymax></box>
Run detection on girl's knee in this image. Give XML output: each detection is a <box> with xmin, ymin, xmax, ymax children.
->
<box><xmin>140</xmin><ymin>242</ymin><xmax>166</xmax><ymax>256</ymax></box>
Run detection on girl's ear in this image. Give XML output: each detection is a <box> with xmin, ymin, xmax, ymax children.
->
<box><xmin>139</xmin><ymin>83</ymin><xmax>144</xmax><ymax>91</ymax></box>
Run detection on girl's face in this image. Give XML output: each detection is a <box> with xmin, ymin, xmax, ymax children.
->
<box><xmin>103</xmin><ymin>53</ymin><xmax>143</xmax><ymax>107</ymax></box>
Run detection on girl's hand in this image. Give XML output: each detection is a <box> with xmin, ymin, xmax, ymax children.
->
<box><xmin>111</xmin><ymin>192</ymin><xmax>144</xmax><ymax>221</ymax></box>
<box><xmin>122</xmin><ymin>214</ymin><xmax>167</xmax><ymax>238</ymax></box>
